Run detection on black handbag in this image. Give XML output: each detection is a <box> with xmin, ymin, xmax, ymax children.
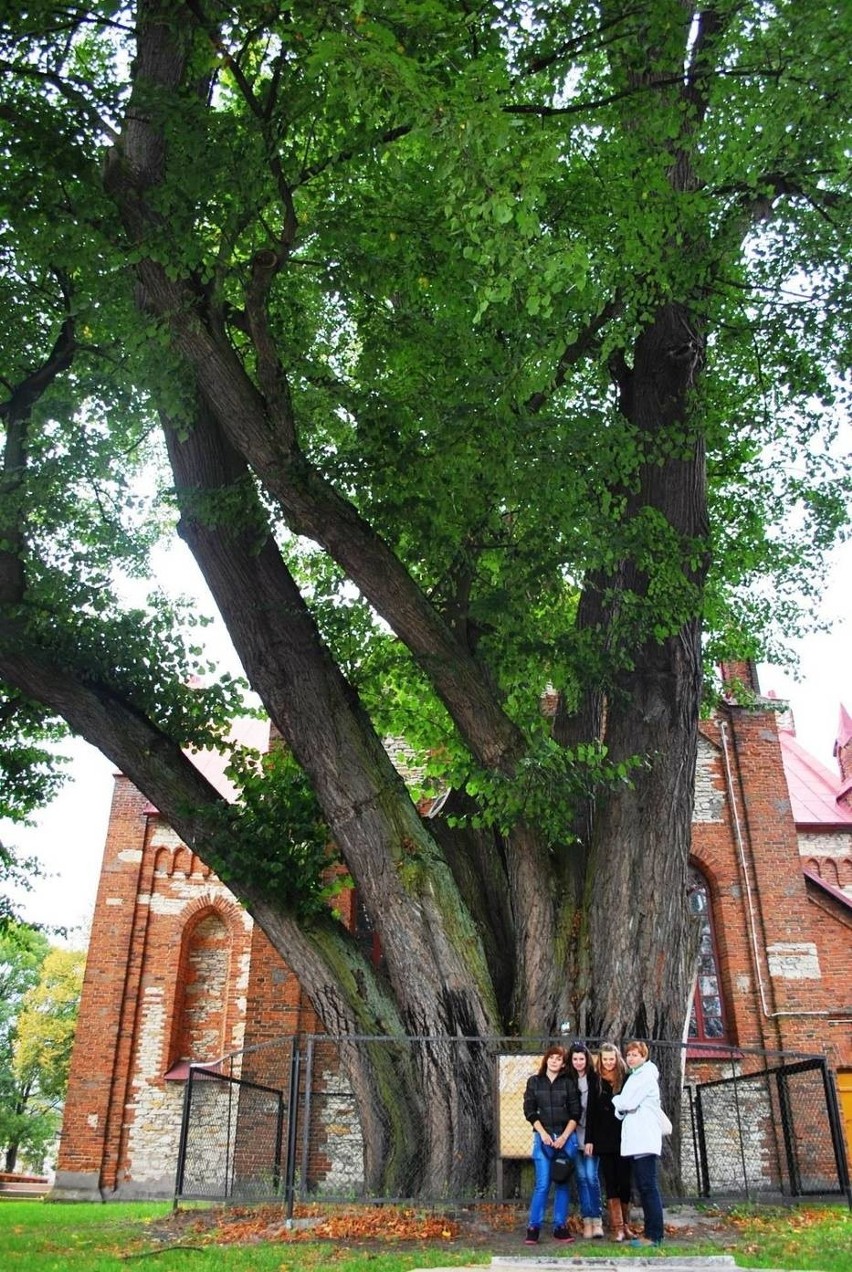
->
<box><xmin>551</xmin><ymin>1151</ymin><xmax>571</xmax><ymax>1183</ymax></box>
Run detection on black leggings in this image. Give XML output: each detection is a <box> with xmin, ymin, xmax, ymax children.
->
<box><xmin>598</xmin><ymin>1151</ymin><xmax>632</xmax><ymax>1204</ymax></box>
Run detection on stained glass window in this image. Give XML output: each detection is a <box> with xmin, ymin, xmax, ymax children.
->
<box><xmin>687</xmin><ymin>866</ymin><xmax>728</xmax><ymax>1042</ymax></box>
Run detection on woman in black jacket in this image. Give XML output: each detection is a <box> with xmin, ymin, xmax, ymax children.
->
<box><xmin>522</xmin><ymin>1045</ymin><xmax>581</xmax><ymax>1245</ymax></box>
<box><xmin>589</xmin><ymin>1041</ymin><xmax>633</xmax><ymax>1241</ymax></box>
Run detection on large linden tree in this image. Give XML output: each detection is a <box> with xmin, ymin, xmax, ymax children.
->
<box><xmin>1</xmin><ymin>1</ymin><xmax>850</xmax><ymax>1192</ymax></box>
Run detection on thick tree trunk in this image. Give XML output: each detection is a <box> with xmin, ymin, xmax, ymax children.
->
<box><xmin>586</xmin><ymin>623</ymin><xmax>701</xmax><ymax>1043</ymax></box>
<box><xmin>581</xmin><ymin>299</ymin><xmax>707</xmax><ymax>1073</ymax></box>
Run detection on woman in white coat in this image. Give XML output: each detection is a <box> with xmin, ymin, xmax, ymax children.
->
<box><xmin>611</xmin><ymin>1040</ymin><xmax>664</xmax><ymax>1247</ymax></box>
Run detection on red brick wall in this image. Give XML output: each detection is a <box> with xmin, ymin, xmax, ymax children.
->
<box><xmin>55</xmin><ymin>780</ymin><xmax>262</xmax><ymax>1197</ymax></box>
<box><xmin>54</xmin><ymin>776</ymin><xmax>150</xmax><ymax>1193</ymax></box>
<box><xmin>691</xmin><ymin>708</ymin><xmax>851</xmax><ymax>1072</ymax></box>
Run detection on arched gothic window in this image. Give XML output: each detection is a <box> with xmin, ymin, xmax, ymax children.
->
<box><xmin>687</xmin><ymin>866</ymin><xmax>728</xmax><ymax>1043</ymax></box>
<box><xmin>170</xmin><ymin>909</ymin><xmax>232</xmax><ymax>1065</ymax></box>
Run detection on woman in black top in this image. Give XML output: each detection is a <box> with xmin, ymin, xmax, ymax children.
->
<box><xmin>522</xmin><ymin>1045</ymin><xmax>581</xmax><ymax>1245</ymax></box>
<box><xmin>589</xmin><ymin>1041</ymin><xmax>633</xmax><ymax>1241</ymax></box>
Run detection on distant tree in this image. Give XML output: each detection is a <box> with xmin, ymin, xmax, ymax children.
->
<box><xmin>0</xmin><ymin>923</ymin><xmax>50</xmax><ymax>1172</ymax></box>
<box><xmin>8</xmin><ymin>946</ymin><xmax>85</xmax><ymax>1172</ymax></box>
<box><xmin>0</xmin><ymin>1</ymin><xmax>850</xmax><ymax>1193</ymax></box>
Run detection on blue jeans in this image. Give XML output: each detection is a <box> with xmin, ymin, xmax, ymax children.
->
<box><xmin>574</xmin><ymin>1146</ymin><xmax>602</xmax><ymax>1219</ymax></box>
<box><xmin>528</xmin><ymin>1134</ymin><xmax>570</xmax><ymax>1230</ymax></box>
<box><xmin>631</xmin><ymin>1153</ymin><xmax>664</xmax><ymax>1242</ymax></box>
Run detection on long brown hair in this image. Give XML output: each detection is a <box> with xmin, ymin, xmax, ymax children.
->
<box><xmin>597</xmin><ymin>1041</ymin><xmax>627</xmax><ymax>1093</ymax></box>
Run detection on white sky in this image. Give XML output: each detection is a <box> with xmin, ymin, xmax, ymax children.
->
<box><xmin>2</xmin><ymin>536</ymin><xmax>851</xmax><ymax>941</ymax></box>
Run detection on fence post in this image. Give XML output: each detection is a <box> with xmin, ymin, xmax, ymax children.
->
<box><xmin>273</xmin><ymin>1092</ymin><xmax>284</xmax><ymax>1196</ymax></box>
<box><xmin>224</xmin><ymin>1070</ymin><xmax>234</xmax><ymax>1198</ymax></box>
<box><xmin>775</xmin><ymin>1069</ymin><xmax>800</xmax><ymax>1196</ymax></box>
<box><xmin>729</xmin><ymin>1055</ymin><xmax>752</xmax><ymax>1199</ymax></box>
<box><xmin>684</xmin><ymin>1085</ymin><xmax>702</xmax><ymax>1197</ymax></box>
<box><xmin>174</xmin><ymin>1067</ymin><xmax>195</xmax><ymax>1206</ymax></box>
<box><xmin>694</xmin><ymin>1085</ymin><xmax>711</xmax><ymax>1196</ymax></box>
<box><xmin>283</xmin><ymin>1042</ymin><xmax>301</xmax><ymax>1219</ymax></box>
<box><xmin>300</xmin><ymin>1035</ymin><xmax>316</xmax><ymax>1204</ymax></box>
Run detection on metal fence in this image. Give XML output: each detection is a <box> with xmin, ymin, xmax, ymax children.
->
<box><xmin>175</xmin><ymin>1035</ymin><xmax>297</xmax><ymax>1201</ymax></box>
<box><xmin>174</xmin><ymin>1035</ymin><xmax>851</xmax><ymax>1209</ymax></box>
<box><xmin>685</xmin><ymin>1057</ymin><xmax>849</xmax><ymax>1200</ymax></box>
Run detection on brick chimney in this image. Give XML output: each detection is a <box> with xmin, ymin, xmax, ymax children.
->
<box><xmin>719</xmin><ymin>660</ymin><xmax>761</xmax><ymax>697</ymax></box>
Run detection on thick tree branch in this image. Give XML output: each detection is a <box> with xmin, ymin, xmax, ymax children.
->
<box><xmin>0</xmin><ymin>614</ymin><xmax>425</xmax><ymax>1166</ymax></box>
<box><xmin>108</xmin><ymin>245</ymin><xmax>525</xmax><ymax>781</ymax></box>
<box><xmin>102</xmin><ymin>3</ymin><xmax>526</xmax><ymax>778</ymax></box>
<box><xmin>524</xmin><ymin>297</ymin><xmax>621</xmax><ymax>415</ymax></box>
<box><xmin>163</xmin><ymin>399</ymin><xmax>501</xmax><ymax>1035</ymax></box>
<box><xmin>244</xmin><ymin>248</ymin><xmax>297</xmax><ymax>439</ymax></box>
<box><xmin>1</xmin><ymin>279</ymin><xmax>76</xmax><ymax>606</ymax></box>
<box><xmin>0</xmin><ymin>622</ymin><xmax>224</xmax><ymax>848</ymax></box>
<box><xmin>0</xmin><ymin>278</ymin><xmax>76</xmax><ymax>425</ymax></box>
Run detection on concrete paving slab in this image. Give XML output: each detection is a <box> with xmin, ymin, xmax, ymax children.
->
<box><xmin>418</xmin><ymin>1262</ymin><xmax>732</xmax><ymax>1272</ymax></box>
<box><xmin>417</xmin><ymin>1259</ymin><xmax>809</xmax><ymax>1272</ymax></box>
<box><xmin>492</xmin><ymin>1259</ymin><xmax>738</xmax><ymax>1268</ymax></box>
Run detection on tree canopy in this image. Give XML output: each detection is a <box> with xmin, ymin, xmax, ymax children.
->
<box><xmin>1</xmin><ymin>0</ymin><xmax>850</xmax><ymax>1193</ymax></box>
<box><xmin>0</xmin><ymin>923</ymin><xmax>69</xmax><ymax>1173</ymax></box>
<box><xmin>3</xmin><ymin>935</ymin><xmax>84</xmax><ymax>1173</ymax></box>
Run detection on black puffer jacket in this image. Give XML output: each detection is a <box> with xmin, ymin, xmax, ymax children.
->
<box><xmin>587</xmin><ymin>1073</ymin><xmax>623</xmax><ymax>1155</ymax></box>
<box><xmin>523</xmin><ymin>1071</ymin><xmax>581</xmax><ymax>1137</ymax></box>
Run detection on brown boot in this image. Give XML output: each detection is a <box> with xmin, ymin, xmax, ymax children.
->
<box><xmin>607</xmin><ymin>1199</ymin><xmax>625</xmax><ymax>1242</ymax></box>
<box><xmin>621</xmin><ymin>1200</ymin><xmax>636</xmax><ymax>1237</ymax></box>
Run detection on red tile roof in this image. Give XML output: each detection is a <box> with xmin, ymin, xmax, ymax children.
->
<box><xmin>188</xmin><ymin>714</ymin><xmax>271</xmax><ymax>801</ymax></box>
<box><xmin>779</xmin><ymin>730</ymin><xmax>852</xmax><ymax>829</ymax></box>
<box><xmin>143</xmin><ymin>713</ymin><xmax>271</xmax><ymax>813</ymax></box>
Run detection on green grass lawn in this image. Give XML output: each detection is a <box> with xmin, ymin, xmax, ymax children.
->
<box><xmin>0</xmin><ymin>1198</ymin><xmax>849</xmax><ymax>1270</ymax></box>
<box><xmin>0</xmin><ymin>1201</ymin><xmax>483</xmax><ymax>1272</ymax></box>
<box><xmin>714</xmin><ymin>1203</ymin><xmax>852</xmax><ymax>1272</ymax></box>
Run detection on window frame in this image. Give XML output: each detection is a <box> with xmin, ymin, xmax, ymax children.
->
<box><xmin>687</xmin><ymin>865</ymin><xmax>730</xmax><ymax>1047</ymax></box>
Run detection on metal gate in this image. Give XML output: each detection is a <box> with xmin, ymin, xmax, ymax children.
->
<box><xmin>175</xmin><ymin>1051</ymin><xmax>298</xmax><ymax>1202</ymax></box>
<box><xmin>690</xmin><ymin>1057</ymin><xmax>850</xmax><ymax>1200</ymax></box>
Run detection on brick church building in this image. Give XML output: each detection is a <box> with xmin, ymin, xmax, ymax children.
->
<box><xmin>53</xmin><ymin>667</ymin><xmax>852</xmax><ymax>1199</ymax></box>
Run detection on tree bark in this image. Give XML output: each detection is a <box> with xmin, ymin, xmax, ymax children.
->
<box><xmin>583</xmin><ymin>301</ymin><xmax>708</xmax><ymax>1058</ymax></box>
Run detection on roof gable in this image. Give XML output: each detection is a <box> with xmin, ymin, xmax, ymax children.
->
<box><xmin>779</xmin><ymin>731</ymin><xmax>852</xmax><ymax>829</ymax></box>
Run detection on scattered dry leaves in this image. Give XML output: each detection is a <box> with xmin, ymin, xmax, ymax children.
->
<box><xmin>171</xmin><ymin>1202</ymin><xmax>466</xmax><ymax>1247</ymax></box>
<box><xmin>294</xmin><ymin>1207</ymin><xmax>460</xmax><ymax>1242</ymax></box>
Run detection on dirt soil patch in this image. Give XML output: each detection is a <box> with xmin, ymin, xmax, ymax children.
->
<box><xmin>147</xmin><ymin>1200</ymin><xmax>735</xmax><ymax>1255</ymax></box>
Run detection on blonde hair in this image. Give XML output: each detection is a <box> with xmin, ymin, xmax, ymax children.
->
<box><xmin>597</xmin><ymin>1041</ymin><xmax>627</xmax><ymax>1093</ymax></box>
